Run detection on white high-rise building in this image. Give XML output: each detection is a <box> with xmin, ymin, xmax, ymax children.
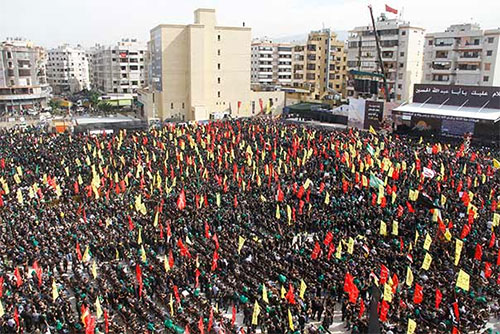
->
<box><xmin>423</xmin><ymin>24</ymin><xmax>500</xmax><ymax>86</ymax></box>
<box><xmin>46</xmin><ymin>45</ymin><xmax>90</xmax><ymax>94</ymax></box>
<box><xmin>251</xmin><ymin>39</ymin><xmax>293</xmax><ymax>87</ymax></box>
<box><xmin>91</xmin><ymin>39</ymin><xmax>148</xmax><ymax>96</ymax></box>
<box><xmin>0</xmin><ymin>38</ymin><xmax>50</xmax><ymax>113</ymax></box>
<box><xmin>347</xmin><ymin>14</ymin><xmax>425</xmax><ymax>103</ymax></box>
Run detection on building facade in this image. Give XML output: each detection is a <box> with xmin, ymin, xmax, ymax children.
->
<box><xmin>46</xmin><ymin>45</ymin><xmax>90</xmax><ymax>94</ymax></box>
<box><xmin>347</xmin><ymin>14</ymin><xmax>425</xmax><ymax>103</ymax></box>
<box><xmin>149</xmin><ymin>8</ymin><xmax>283</xmax><ymax>121</ymax></box>
<box><xmin>91</xmin><ymin>39</ymin><xmax>148</xmax><ymax>96</ymax></box>
<box><xmin>291</xmin><ymin>29</ymin><xmax>348</xmax><ymax>101</ymax></box>
<box><xmin>251</xmin><ymin>39</ymin><xmax>293</xmax><ymax>87</ymax></box>
<box><xmin>0</xmin><ymin>38</ymin><xmax>51</xmax><ymax>113</ymax></box>
<box><xmin>423</xmin><ymin>24</ymin><xmax>500</xmax><ymax>87</ymax></box>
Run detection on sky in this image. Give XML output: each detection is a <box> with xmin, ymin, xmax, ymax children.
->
<box><xmin>1</xmin><ymin>0</ymin><xmax>500</xmax><ymax>48</ymax></box>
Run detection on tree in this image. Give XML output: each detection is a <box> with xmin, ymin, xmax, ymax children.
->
<box><xmin>48</xmin><ymin>99</ymin><xmax>60</xmax><ymax>112</ymax></box>
<box><xmin>97</xmin><ymin>102</ymin><xmax>113</xmax><ymax>115</ymax></box>
<box><xmin>88</xmin><ymin>91</ymin><xmax>100</xmax><ymax>112</ymax></box>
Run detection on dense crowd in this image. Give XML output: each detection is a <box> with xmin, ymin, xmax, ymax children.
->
<box><xmin>0</xmin><ymin>120</ymin><xmax>498</xmax><ymax>334</ymax></box>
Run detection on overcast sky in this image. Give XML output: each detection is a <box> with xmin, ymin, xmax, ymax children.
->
<box><xmin>1</xmin><ymin>0</ymin><xmax>499</xmax><ymax>48</ymax></box>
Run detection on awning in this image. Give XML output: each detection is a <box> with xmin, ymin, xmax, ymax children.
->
<box><xmin>393</xmin><ymin>103</ymin><xmax>500</xmax><ymax>122</ymax></box>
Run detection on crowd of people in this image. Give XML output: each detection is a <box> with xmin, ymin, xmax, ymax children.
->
<box><xmin>0</xmin><ymin>119</ymin><xmax>498</xmax><ymax>334</ymax></box>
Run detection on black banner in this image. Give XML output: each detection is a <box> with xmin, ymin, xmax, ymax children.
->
<box><xmin>413</xmin><ymin>84</ymin><xmax>500</xmax><ymax>109</ymax></box>
<box><xmin>364</xmin><ymin>101</ymin><xmax>384</xmax><ymax>130</ymax></box>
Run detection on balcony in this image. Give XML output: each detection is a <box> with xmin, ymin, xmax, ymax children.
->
<box><xmin>455</xmin><ymin>43</ymin><xmax>482</xmax><ymax>50</ymax></box>
<box><xmin>457</xmin><ymin>55</ymin><xmax>481</xmax><ymax>62</ymax></box>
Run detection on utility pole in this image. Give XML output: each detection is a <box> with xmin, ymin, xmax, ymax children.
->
<box><xmin>368</xmin><ymin>5</ymin><xmax>390</xmax><ymax>102</ymax></box>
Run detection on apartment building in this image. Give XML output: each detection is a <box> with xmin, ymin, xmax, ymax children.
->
<box><xmin>91</xmin><ymin>39</ymin><xmax>147</xmax><ymax>96</ymax></box>
<box><xmin>291</xmin><ymin>29</ymin><xmax>347</xmax><ymax>100</ymax></box>
<box><xmin>347</xmin><ymin>14</ymin><xmax>425</xmax><ymax>103</ymax></box>
<box><xmin>251</xmin><ymin>39</ymin><xmax>293</xmax><ymax>87</ymax></box>
<box><xmin>423</xmin><ymin>24</ymin><xmax>500</xmax><ymax>86</ymax></box>
<box><xmin>0</xmin><ymin>38</ymin><xmax>50</xmax><ymax>113</ymax></box>
<box><xmin>46</xmin><ymin>45</ymin><xmax>90</xmax><ymax>94</ymax></box>
<box><xmin>148</xmin><ymin>8</ymin><xmax>284</xmax><ymax>121</ymax></box>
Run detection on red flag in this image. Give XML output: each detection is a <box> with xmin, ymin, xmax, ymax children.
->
<box><xmin>231</xmin><ymin>305</ymin><xmax>236</xmax><ymax>327</ymax></box>
<box><xmin>379</xmin><ymin>300</ymin><xmax>389</xmax><ymax>322</ymax></box>
<box><xmin>177</xmin><ymin>189</ymin><xmax>186</xmax><ymax>210</ymax></box>
<box><xmin>76</xmin><ymin>242</ymin><xmax>82</xmax><ymax>261</ymax></box>
<box><xmin>311</xmin><ymin>241</ymin><xmax>321</xmax><ymax>260</ymax></box>
<box><xmin>212</xmin><ymin>233</ymin><xmax>219</xmax><ymax>250</ymax></box>
<box><xmin>168</xmin><ymin>250</ymin><xmax>175</xmax><ymax>268</ymax></box>
<box><xmin>497</xmin><ymin>249</ymin><xmax>500</xmax><ymax>266</ymax></box>
<box><xmin>327</xmin><ymin>242</ymin><xmax>335</xmax><ymax>260</ymax></box>
<box><xmin>14</xmin><ymin>307</ymin><xmax>19</xmax><ymax>329</ymax></box>
<box><xmin>435</xmin><ymin>288</ymin><xmax>442</xmax><ymax>309</ymax></box>
<box><xmin>489</xmin><ymin>232</ymin><xmax>496</xmax><ymax>248</ymax></box>
<box><xmin>380</xmin><ymin>265</ymin><xmax>389</xmax><ymax>285</ymax></box>
<box><xmin>128</xmin><ymin>215</ymin><xmax>135</xmax><ymax>231</ymax></box>
<box><xmin>184</xmin><ymin>325</ymin><xmax>190</xmax><ymax>334</ymax></box>
<box><xmin>391</xmin><ymin>274</ymin><xmax>398</xmax><ymax>294</ymax></box>
<box><xmin>0</xmin><ymin>276</ymin><xmax>3</xmax><ymax>298</ymax></box>
<box><xmin>211</xmin><ymin>250</ymin><xmax>219</xmax><ymax>271</ymax></box>
<box><xmin>474</xmin><ymin>244</ymin><xmax>483</xmax><ymax>261</ymax></box>
<box><xmin>452</xmin><ymin>326</ymin><xmax>459</xmax><ymax>334</ymax></box>
<box><xmin>348</xmin><ymin>283</ymin><xmax>359</xmax><ymax>304</ymax></box>
<box><xmin>277</xmin><ymin>185</ymin><xmax>284</xmax><ymax>202</ymax></box>
<box><xmin>167</xmin><ymin>220</ymin><xmax>172</xmax><ymax>238</ymax></box>
<box><xmin>413</xmin><ymin>283</ymin><xmax>423</xmax><ymax>304</ymax></box>
<box><xmin>204</xmin><ymin>222</ymin><xmax>211</xmax><ymax>239</ymax></box>
<box><xmin>135</xmin><ymin>264</ymin><xmax>143</xmax><ymax>298</ymax></box>
<box><xmin>485</xmin><ymin>262</ymin><xmax>492</xmax><ymax>278</ymax></box>
<box><xmin>103</xmin><ymin>310</ymin><xmax>109</xmax><ymax>333</ymax></box>
<box><xmin>14</xmin><ymin>267</ymin><xmax>23</xmax><ymax>288</ymax></box>
<box><xmin>297</xmin><ymin>185</ymin><xmax>305</xmax><ymax>199</ymax></box>
<box><xmin>233</xmin><ymin>194</ymin><xmax>238</xmax><ymax>208</ymax></box>
<box><xmin>286</xmin><ymin>283</ymin><xmax>296</xmax><ymax>305</ymax></box>
<box><xmin>406</xmin><ymin>201</ymin><xmax>415</xmax><ymax>213</ymax></box>
<box><xmin>452</xmin><ymin>301</ymin><xmax>460</xmax><ymax>322</ymax></box>
<box><xmin>208</xmin><ymin>309</ymin><xmax>214</xmax><ymax>333</ymax></box>
<box><xmin>323</xmin><ymin>232</ymin><xmax>333</xmax><ymax>246</ymax></box>
<box><xmin>195</xmin><ymin>268</ymin><xmax>200</xmax><ymax>288</ymax></box>
<box><xmin>177</xmin><ymin>238</ymin><xmax>191</xmax><ymax>257</ymax></box>
<box><xmin>359</xmin><ymin>299</ymin><xmax>365</xmax><ymax>318</ymax></box>
<box><xmin>33</xmin><ymin>261</ymin><xmax>42</xmax><ymax>288</ymax></box>
<box><xmin>198</xmin><ymin>316</ymin><xmax>204</xmax><ymax>334</ymax></box>
<box><xmin>159</xmin><ymin>223</ymin><xmax>164</xmax><ymax>239</ymax></box>
<box><xmin>460</xmin><ymin>224</ymin><xmax>471</xmax><ymax>239</ymax></box>
<box><xmin>173</xmin><ymin>285</ymin><xmax>181</xmax><ymax>303</ymax></box>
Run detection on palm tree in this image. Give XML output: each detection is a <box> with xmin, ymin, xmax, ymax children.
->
<box><xmin>98</xmin><ymin>102</ymin><xmax>113</xmax><ymax>115</ymax></box>
<box><xmin>88</xmin><ymin>91</ymin><xmax>100</xmax><ymax>112</ymax></box>
<box><xmin>48</xmin><ymin>99</ymin><xmax>60</xmax><ymax>113</ymax></box>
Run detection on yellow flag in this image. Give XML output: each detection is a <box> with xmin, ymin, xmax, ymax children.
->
<box><xmin>369</xmin><ymin>126</ymin><xmax>377</xmax><ymax>135</ymax></box>
<box><xmin>383</xmin><ymin>283</ymin><xmax>393</xmax><ymax>302</ymax></box>
<box><xmin>493</xmin><ymin>213</ymin><xmax>500</xmax><ymax>227</ymax></box>
<box><xmin>92</xmin><ymin>260</ymin><xmax>97</xmax><ymax>279</ymax></box>
<box><xmin>414</xmin><ymin>231</ymin><xmax>420</xmax><ymax>246</ymax></box>
<box><xmin>82</xmin><ymin>246</ymin><xmax>90</xmax><ymax>262</ymax></box>
<box><xmin>95</xmin><ymin>297</ymin><xmax>103</xmax><ymax>319</ymax></box>
<box><xmin>380</xmin><ymin>221</ymin><xmax>387</xmax><ymax>236</ymax></box>
<box><xmin>421</xmin><ymin>253</ymin><xmax>432</xmax><ymax>270</ymax></box>
<box><xmin>276</xmin><ymin>204</ymin><xmax>281</xmax><ymax>219</ymax></box>
<box><xmin>262</xmin><ymin>284</ymin><xmax>269</xmax><ymax>304</ymax></box>
<box><xmin>252</xmin><ymin>301</ymin><xmax>260</xmax><ymax>325</ymax></box>
<box><xmin>441</xmin><ymin>195</ymin><xmax>447</xmax><ymax>206</ymax></box>
<box><xmin>455</xmin><ymin>239</ymin><xmax>464</xmax><ymax>266</ymax></box>
<box><xmin>456</xmin><ymin>269</ymin><xmax>470</xmax><ymax>291</ymax></box>
<box><xmin>238</xmin><ymin>236</ymin><xmax>246</xmax><ymax>254</ymax></box>
<box><xmin>335</xmin><ymin>241</ymin><xmax>342</xmax><ymax>259</ymax></box>
<box><xmin>164</xmin><ymin>254</ymin><xmax>170</xmax><ymax>272</ymax></box>
<box><xmin>288</xmin><ymin>308</ymin><xmax>294</xmax><ymax>331</ymax></box>
<box><xmin>493</xmin><ymin>158</ymin><xmax>500</xmax><ymax>169</ymax></box>
<box><xmin>392</xmin><ymin>221</ymin><xmax>398</xmax><ymax>236</ymax></box>
<box><xmin>287</xmin><ymin>205</ymin><xmax>292</xmax><ymax>225</ymax></box>
<box><xmin>406</xmin><ymin>267</ymin><xmax>413</xmax><ymax>287</ymax></box>
<box><xmin>138</xmin><ymin>228</ymin><xmax>143</xmax><ymax>245</ymax></box>
<box><xmin>52</xmin><ymin>279</ymin><xmax>59</xmax><ymax>302</ymax></box>
<box><xmin>299</xmin><ymin>279</ymin><xmax>307</xmax><ymax>299</ymax></box>
<box><xmin>423</xmin><ymin>233</ymin><xmax>432</xmax><ymax>251</ymax></box>
<box><xmin>325</xmin><ymin>191</ymin><xmax>330</xmax><ymax>205</ymax></box>
<box><xmin>407</xmin><ymin>318</ymin><xmax>417</xmax><ymax>334</ymax></box>
<box><xmin>391</xmin><ymin>191</ymin><xmax>397</xmax><ymax>204</ymax></box>
<box><xmin>153</xmin><ymin>211</ymin><xmax>159</xmax><ymax>227</ymax></box>
<box><xmin>216</xmin><ymin>193</ymin><xmax>221</xmax><ymax>207</ymax></box>
<box><xmin>169</xmin><ymin>294</ymin><xmax>174</xmax><ymax>316</ymax></box>
<box><xmin>141</xmin><ymin>245</ymin><xmax>146</xmax><ymax>263</ymax></box>
<box><xmin>281</xmin><ymin>285</ymin><xmax>286</xmax><ymax>299</ymax></box>
<box><xmin>115</xmin><ymin>248</ymin><xmax>119</xmax><ymax>260</ymax></box>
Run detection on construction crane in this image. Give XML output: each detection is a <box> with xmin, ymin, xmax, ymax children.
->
<box><xmin>368</xmin><ymin>4</ymin><xmax>391</xmax><ymax>103</ymax></box>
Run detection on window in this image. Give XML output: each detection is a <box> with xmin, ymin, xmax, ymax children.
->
<box><xmin>217</xmin><ymin>63</ymin><xmax>221</xmax><ymax>70</ymax></box>
<box><xmin>182</xmin><ymin>103</ymin><xmax>185</xmax><ymax>109</ymax></box>
<box><xmin>217</xmin><ymin>91</ymin><xmax>220</xmax><ymax>98</ymax></box>
<box><xmin>401</xmin><ymin>31</ymin><xmax>406</xmax><ymax>36</ymax></box>
<box><xmin>484</xmin><ymin>63</ymin><xmax>491</xmax><ymax>71</ymax></box>
<box><xmin>171</xmin><ymin>103</ymin><xmax>174</xmax><ymax>109</ymax></box>
<box><xmin>399</xmin><ymin>63</ymin><xmax>404</xmax><ymax>68</ymax></box>
<box><xmin>398</xmin><ymin>84</ymin><xmax>402</xmax><ymax>89</ymax></box>
<box><xmin>488</xmin><ymin>37</ymin><xmax>494</xmax><ymax>43</ymax></box>
<box><xmin>217</xmin><ymin>35</ymin><xmax>221</xmax><ymax>41</ymax></box>
<box><xmin>484</xmin><ymin>76</ymin><xmax>489</xmax><ymax>82</ymax></box>
<box><xmin>486</xmin><ymin>50</ymin><xmax>493</xmax><ymax>56</ymax></box>
<box><xmin>400</xmin><ymin>52</ymin><xmax>405</xmax><ymax>57</ymax></box>
<box><xmin>217</xmin><ymin>78</ymin><xmax>221</xmax><ymax>84</ymax></box>
<box><xmin>217</xmin><ymin>49</ymin><xmax>221</xmax><ymax>56</ymax></box>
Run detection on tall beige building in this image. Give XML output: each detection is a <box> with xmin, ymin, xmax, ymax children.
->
<box><xmin>148</xmin><ymin>9</ymin><xmax>283</xmax><ymax>121</ymax></box>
